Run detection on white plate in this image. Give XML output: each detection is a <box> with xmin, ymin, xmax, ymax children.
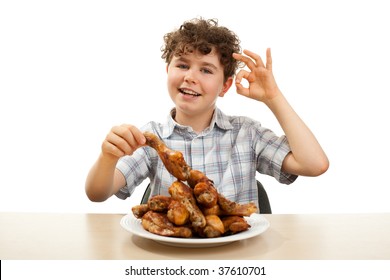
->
<box><xmin>120</xmin><ymin>213</ymin><xmax>270</xmax><ymax>248</ymax></box>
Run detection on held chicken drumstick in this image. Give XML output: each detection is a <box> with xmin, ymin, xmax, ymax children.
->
<box><xmin>143</xmin><ymin>131</ymin><xmax>191</xmax><ymax>181</ymax></box>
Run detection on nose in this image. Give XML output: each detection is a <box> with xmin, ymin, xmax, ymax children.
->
<box><xmin>184</xmin><ymin>69</ymin><xmax>197</xmax><ymax>84</ymax></box>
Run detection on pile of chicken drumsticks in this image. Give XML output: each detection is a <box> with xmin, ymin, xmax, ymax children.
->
<box><xmin>131</xmin><ymin>132</ymin><xmax>258</xmax><ymax>238</ymax></box>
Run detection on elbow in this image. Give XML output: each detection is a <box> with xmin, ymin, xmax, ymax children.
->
<box><xmin>284</xmin><ymin>152</ymin><xmax>329</xmax><ymax>177</ymax></box>
<box><xmin>86</xmin><ymin>193</ymin><xmax>106</xmax><ymax>203</ymax></box>
<box><xmin>309</xmin><ymin>156</ymin><xmax>330</xmax><ymax>177</ymax></box>
<box><xmin>85</xmin><ymin>185</ymin><xmax>109</xmax><ymax>203</ymax></box>
<box><xmin>86</xmin><ymin>192</ymin><xmax>108</xmax><ymax>203</ymax></box>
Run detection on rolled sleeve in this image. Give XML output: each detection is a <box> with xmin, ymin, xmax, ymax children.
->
<box><xmin>114</xmin><ymin>148</ymin><xmax>151</xmax><ymax>199</ymax></box>
<box><xmin>254</xmin><ymin>128</ymin><xmax>298</xmax><ymax>185</ymax></box>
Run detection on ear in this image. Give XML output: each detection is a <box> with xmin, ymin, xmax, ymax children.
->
<box><xmin>166</xmin><ymin>64</ymin><xmax>169</xmax><ymax>73</ymax></box>
<box><xmin>219</xmin><ymin>77</ymin><xmax>233</xmax><ymax>97</ymax></box>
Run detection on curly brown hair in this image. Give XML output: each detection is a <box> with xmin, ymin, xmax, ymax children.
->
<box><xmin>161</xmin><ymin>18</ymin><xmax>242</xmax><ymax>81</ymax></box>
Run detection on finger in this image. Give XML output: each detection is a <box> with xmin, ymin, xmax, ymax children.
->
<box><xmin>116</xmin><ymin>124</ymin><xmax>145</xmax><ymax>148</ymax></box>
<box><xmin>109</xmin><ymin>125</ymin><xmax>143</xmax><ymax>155</ymax></box>
<box><xmin>122</xmin><ymin>130</ymin><xmax>141</xmax><ymax>152</ymax></box>
<box><xmin>266</xmin><ymin>48</ymin><xmax>272</xmax><ymax>71</ymax></box>
<box><xmin>235</xmin><ymin>69</ymin><xmax>250</xmax><ymax>84</ymax></box>
<box><xmin>128</xmin><ymin>125</ymin><xmax>146</xmax><ymax>145</ymax></box>
<box><xmin>243</xmin><ymin>49</ymin><xmax>265</xmax><ymax>68</ymax></box>
<box><xmin>102</xmin><ymin>140</ymin><xmax>125</xmax><ymax>158</ymax></box>
<box><xmin>233</xmin><ymin>52</ymin><xmax>257</xmax><ymax>71</ymax></box>
<box><xmin>111</xmin><ymin>126</ymin><xmax>136</xmax><ymax>147</ymax></box>
<box><xmin>235</xmin><ymin>70</ymin><xmax>250</xmax><ymax>97</ymax></box>
<box><xmin>106</xmin><ymin>131</ymin><xmax>133</xmax><ymax>155</ymax></box>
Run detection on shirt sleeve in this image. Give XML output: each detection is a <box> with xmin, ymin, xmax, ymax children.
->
<box><xmin>115</xmin><ymin>147</ymin><xmax>151</xmax><ymax>199</ymax></box>
<box><xmin>251</xmin><ymin>123</ymin><xmax>298</xmax><ymax>185</ymax></box>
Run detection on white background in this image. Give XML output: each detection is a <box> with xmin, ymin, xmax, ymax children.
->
<box><xmin>1</xmin><ymin>0</ymin><xmax>389</xmax><ymax>215</ymax></box>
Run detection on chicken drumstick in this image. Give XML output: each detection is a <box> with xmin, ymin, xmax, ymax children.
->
<box><xmin>141</xmin><ymin>211</ymin><xmax>192</xmax><ymax>238</ymax></box>
<box><xmin>144</xmin><ymin>132</ymin><xmax>191</xmax><ymax>181</ymax></box>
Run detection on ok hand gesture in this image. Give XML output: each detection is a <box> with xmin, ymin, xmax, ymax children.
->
<box><xmin>233</xmin><ymin>48</ymin><xmax>281</xmax><ymax>103</ymax></box>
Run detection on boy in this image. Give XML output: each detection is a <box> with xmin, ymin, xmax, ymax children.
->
<box><xmin>85</xmin><ymin>18</ymin><xmax>329</xmax><ymax>209</ymax></box>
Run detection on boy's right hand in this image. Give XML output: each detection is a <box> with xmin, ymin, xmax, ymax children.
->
<box><xmin>101</xmin><ymin>124</ymin><xmax>146</xmax><ymax>159</ymax></box>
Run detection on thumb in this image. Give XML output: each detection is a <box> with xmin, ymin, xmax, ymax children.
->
<box><xmin>235</xmin><ymin>82</ymin><xmax>250</xmax><ymax>97</ymax></box>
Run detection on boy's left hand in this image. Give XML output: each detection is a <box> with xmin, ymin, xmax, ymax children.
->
<box><xmin>233</xmin><ymin>49</ymin><xmax>280</xmax><ymax>103</ymax></box>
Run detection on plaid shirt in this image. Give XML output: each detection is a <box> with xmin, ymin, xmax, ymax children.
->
<box><xmin>116</xmin><ymin>107</ymin><xmax>297</xmax><ymax>207</ymax></box>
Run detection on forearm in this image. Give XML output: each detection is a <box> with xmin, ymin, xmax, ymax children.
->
<box><xmin>265</xmin><ymin>92</ymin><xmax>329</xmax><ymax>176</ymax></box>
<box><xmin>85</xmin><ymin>153</ymin><xmax>120</xmax><ymax>202</ymax></box>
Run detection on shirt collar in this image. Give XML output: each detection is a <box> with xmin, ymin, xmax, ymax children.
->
<box><xmin>163</xmin><ymin>107</ymin><xmax>233</xmax><ymax>138</ymax></box>
<box><xmin>214</xmin><ymin>107</ymin><xmax>234</xmax><ymax>131</ymax></box>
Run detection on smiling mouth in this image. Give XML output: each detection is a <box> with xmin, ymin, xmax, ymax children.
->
<box><xmin>179</xmin><ymin>88</ymin><xmax>201</xmax><ymax>97</ymax></box>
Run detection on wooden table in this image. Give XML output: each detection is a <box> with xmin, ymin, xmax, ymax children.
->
<box><xmin>1</xmin><ymin>212</ymin><xmax>389</xmax><ymax>259</ymax></box>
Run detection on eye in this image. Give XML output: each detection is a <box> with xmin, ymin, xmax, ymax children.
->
<box><xmin>177</xmin><ymin>63</ymin><xmax>189</xmax><ymax>69</ymax></box>
<box><xmin>201</xmin><ymin>68</ymin><xmax>213</xmax><ymax>74</ymax></box>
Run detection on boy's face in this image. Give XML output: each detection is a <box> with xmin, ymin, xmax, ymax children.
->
<box><xmin>166</xmin><ymin>49</ymin><xmax>232</xmax><ymax>120</ymax></box>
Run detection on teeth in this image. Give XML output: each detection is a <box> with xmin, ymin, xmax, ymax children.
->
<box><xmin>180</xmin><ymin>89</ymin><xmax>201</xmax><ymax>96</ymax></box>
